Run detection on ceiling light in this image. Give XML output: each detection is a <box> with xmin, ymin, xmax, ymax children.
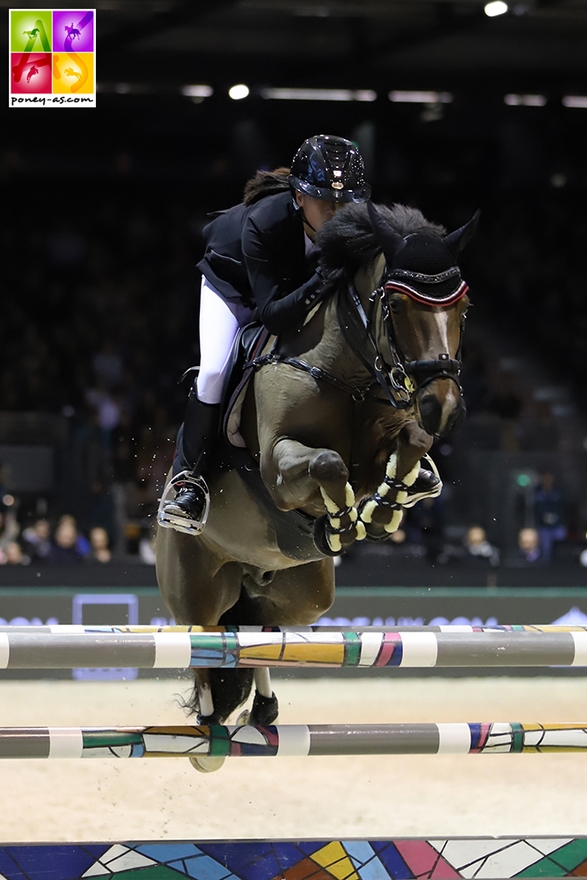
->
<box><xmin>228</xmin><ymin>84</ymin><xmax>250</xmax><ymax>100</ymax></box>
<box><xmin>484</xmin><ymin>1</ymin><xmax>508</xmax><ymax>16</ymax></box>
<box><xmin>260</xmin><ymin>88</ymin><xmax>376</xmax><ymax>102</ymax></box>
<box><xmin>181</xmin><ymin>85</ymin><xmax>213</xmax><ymax>99</ymax></box>
<box><xmin>563</xmin><ymin>96</ymin><xmax>587</xmax><ymax>108</ymax></box>
<box><xmin>504</xmin><ymin>94</ymin><xmax>546</xmax><ymax>106</ymax></box>
<box><xmin>388</xmin><ymin>90</ymin><xmax>453</xmax><ymax>104</ymax></box>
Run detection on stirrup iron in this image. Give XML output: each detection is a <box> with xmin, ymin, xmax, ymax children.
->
<box><xmin>157</xmin><ymin>470</ymin><xmax>211</xmax><ymax>536</ymax></box>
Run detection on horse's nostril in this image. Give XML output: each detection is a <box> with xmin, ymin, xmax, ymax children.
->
<box><xmin>418</xmin><ymin>394</ymin><xmax>442</xmax><ymax>434</ymax></box>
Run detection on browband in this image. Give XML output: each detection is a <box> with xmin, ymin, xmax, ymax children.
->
<box><xmin>391</xmin><ymin>266</ymin><xmax>461</xmax><ymax>284</ymax></box>
<box><xmin>384</xmin><ymin>279</ymin><xmax>469</xmax><ymax>307</ymax></box>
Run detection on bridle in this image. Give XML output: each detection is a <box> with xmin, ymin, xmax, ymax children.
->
<box><xmin>338</xmin><ymin>265</ymin><xmax>469</xmax><ymax>410</ymax></box>
<box><xmin>248</xmin><ymin>261</ymin><xmax>469</xmax><ymax>411</ymax></box>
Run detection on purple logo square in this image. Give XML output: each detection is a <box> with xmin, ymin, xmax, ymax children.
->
<box><xmin>52</xmin><ymin>10</ymin><xmax>94</xmax><ymax>53</ymax></box>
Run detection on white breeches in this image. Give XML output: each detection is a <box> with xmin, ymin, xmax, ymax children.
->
<box><xmin>196</xmin><ymin>276</ymin><xmax>256</xmax><ymax>404</ymax></box>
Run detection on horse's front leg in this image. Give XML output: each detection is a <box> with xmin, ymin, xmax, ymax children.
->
<box><xmin>358</xmin><ymin>422</ymin><xmax>433</xmax><ymax>538</ymax></box>
<box><xmin>264</xmin><ymin>438</ymin><xmax>366</xmax><ymax>555</ymax></box>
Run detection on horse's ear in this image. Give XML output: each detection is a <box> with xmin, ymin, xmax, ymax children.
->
<box><xmin>444</xmin><ymin>209</ymin><xmax>480</xmax><ymax>256</ymax></box>
<box><xmin>367</xmin><ymin>201</ymin><xmax>405</xmax><ymax>261</ymax></box>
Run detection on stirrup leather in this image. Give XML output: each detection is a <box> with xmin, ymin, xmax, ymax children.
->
<box><xmin>401</xmin><ymin>453</ymin><xmax>443</xmax><ymax>508</ymax></box>
<box><xmin>157</xmin><ymin>470</ymin><xmax>211</xmax><ymax>536</ymax></box>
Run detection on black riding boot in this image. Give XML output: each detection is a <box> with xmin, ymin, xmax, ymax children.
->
<box><xmin>161</xmin><ymin>389</ymin><xmax>220</xmax><ymax>530</ymax></box>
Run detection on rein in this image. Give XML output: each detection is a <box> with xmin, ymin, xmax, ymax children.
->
<box><xmin>246</xmin><ymin>277</ymin><xmax>468</xmax><ymax>410</ymax></box>
<box><xmin>246</xmin><ymin>348</ymin><xmax>375</xmax><ymax>402</ymax></box>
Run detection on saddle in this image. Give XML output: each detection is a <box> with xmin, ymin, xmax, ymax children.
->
<box><xmin>221</xmin><ymin>322</ymin><xmax>269</xmax><ymax>449</ymax></box>
<box><xmin>217</xmin><ymin>324</ymin><xmax>318</xmax><ymax>562</ymax></box>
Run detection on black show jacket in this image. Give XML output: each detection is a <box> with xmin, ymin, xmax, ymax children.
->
<box><xmin>196</xmin><ymin>192</ymin><xmax>322</xmax><ymax>335</ymax></box>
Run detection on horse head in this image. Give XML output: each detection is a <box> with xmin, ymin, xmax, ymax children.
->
<box><xmin>362</xmin><ymin>202</ymin><xmax>478</xmax><ymax>438</ymax></box>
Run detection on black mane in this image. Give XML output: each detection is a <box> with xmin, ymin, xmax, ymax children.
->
<box><xmin>316</xmin><ymin>202</ymin><xmax>446</xmax><ymax>279</ymax></box>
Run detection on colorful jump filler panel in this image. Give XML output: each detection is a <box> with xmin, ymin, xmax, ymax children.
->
<box><xmin>9</xmin><ymin>9</ymin><xmax>96</xmax><ymax>107</ymax></box>
<box><xmin>2</xmin><ymin>837</ymin><xmax>587</xmax><ymax>880</ymax></box>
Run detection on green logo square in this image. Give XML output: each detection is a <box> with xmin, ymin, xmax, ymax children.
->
<box><xmin>10</xmin><ymin>10</ymin><xmax>52</xmax><ymax>52</ymax></box>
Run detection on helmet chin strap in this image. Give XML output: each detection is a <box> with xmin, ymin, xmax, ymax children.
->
<box><xmin>294</xmin><ymin>200</ymin><xmax>317</xmax><ymax>235</ymax></box>
<box><xmin>301</xmin><ymin>210</ymin><xmax>317</xmax><ymax>235</ymax></box>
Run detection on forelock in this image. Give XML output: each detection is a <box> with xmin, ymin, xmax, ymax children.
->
<box><xmin>316</xmin><ymin>202</ymin><xmax>446</xmax><ymax>277</ymax></box>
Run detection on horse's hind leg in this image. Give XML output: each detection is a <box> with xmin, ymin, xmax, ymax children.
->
<box><xmin>156</xmin><ymin>534</ymin><xmax>256</xmax><ymax>773</ymax></box>
<box><xmin>240</xmin><ymin>557</ymin><xmax>335</xmax><ymax>725</ymax></box>
<box><xmin>156</xmin><ymin>525</ymin><xmax>253</xmax><ymax>719</ymax></box>
<box><xmin>156</xmin><ymin>525</ymin><xmax>241</xmax><ymax>624</ymax></box>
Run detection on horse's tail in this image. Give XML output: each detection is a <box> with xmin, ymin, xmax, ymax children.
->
<box><xmin>183</xmin><ymin>668</ymin><xmax>255</xmax><ymax>723</ymax></box>
<box><xmin>243</xmin><ymin>167</ymin><xmax>291</xmax><ymax>205</ymax></box>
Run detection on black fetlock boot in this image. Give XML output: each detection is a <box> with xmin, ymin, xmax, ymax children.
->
<box><xmin>158</xmin><ymin>387</ymin><xmax>220</xmax><ymax>535</ymax></box>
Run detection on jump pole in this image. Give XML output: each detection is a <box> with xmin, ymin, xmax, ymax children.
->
<box><xmin>2</xmin><ymin>633</ymin><xmax>586</xmax><ymax>879</ymax></box>
<box><xmin>2</xmin><ymin>623</ymin><xmax>587</xmax><ymax>632</ymax></box>
<box><xmin>2</xmin><ymin>836</ymin><xmax>587</xmax><ymax>879</ymax></box>
<box><xmin>0</xmin><ymin>721</ymin><xmax>586</xmax><ymax>757</ymax></box>
<box><xmin>2</xmin><ymin>628</ymin><xmax>587</xmax><ymax>668</ymax></box>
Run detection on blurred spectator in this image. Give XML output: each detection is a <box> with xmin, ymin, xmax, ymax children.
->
<box><xmin>22</xmin><ymin>518</ymin><xmax>52</xmax><ymax>563</ymax></box>
<box><xmin>58</xmin><ymin>515</ymin><xmax>91</xmax><ymax>556</ymax></box>
<box><xmin>534</xmin><ymin>472</ymin><xmax>567</xmax><ymax>563</ymax></box>
<box><xmin>0</xmin><ymin>505</ymin><xmax>20</xmax><ymax>554</ymax></box>
<box><xmin>87</xmin><ymin>526</ymin><xmax>112</xmax><ymax>563</ymax></box>
<box><xmin>92</xmin><ymin>339</ymin><xmax>124</xmax><ymax>388</ymax></box>
<box><xmin>3</xmin><ymin>541</ymin><xmax>30</xmax><ymax>565</ymax></box>
<box><xmin>517</xmin><ymin>526</ymin><xmax>541</xmax><ymax>563</ymax></box>
<box><xmin>463</xmin><ymin>525</ymin><xmax>500</xmax><ymax>566</ymax></box>
<box><xmin>48</xmin><ymin>518</ymin><xmax>86</xmax><ymax>564</ymax></box>
<box><xmin>85</xmin><ymin>380</ymin><xmax>124</xmax><ymax>451</ymax></box>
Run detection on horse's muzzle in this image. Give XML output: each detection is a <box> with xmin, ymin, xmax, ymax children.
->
<box><xmin>417</xmin><ymin>378</ymin><xmax>466</xmax><ymax>438</ymax></box>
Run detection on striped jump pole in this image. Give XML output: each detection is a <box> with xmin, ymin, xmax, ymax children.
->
<box><xmin>3</xmin><ymin>836</ymin><xmax>587</xmax><ymax>879</ymax></box>
<box><xmin>0</xmin><ymin>721</ymin><xmax>587</xmax><ymax>758</ymax></box>
<box><xmin>1</xmin><ymin>624</ymin><xmax>587</xmax><ymax>633</ymax></box>
<box><xmin>2</xmin><ymin>628</ymin><xmax>587</xmax><ymax>668</ymax></box>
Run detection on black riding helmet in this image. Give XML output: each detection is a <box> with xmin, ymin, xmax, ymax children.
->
<box><xmin>289</xmin><ymin>134</ymin><xmax>371</xmax><ymax>203</ymax></box>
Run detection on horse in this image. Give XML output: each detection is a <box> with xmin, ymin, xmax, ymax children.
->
<box><xmin>156</xmin><ymin>200</ymin><xmax>477</xmax><ymax>769</ymax></box>
<box><xmin>64</xmin><ymin>24</ymin><xmax>81</xmax><ymax>42</ymax></box>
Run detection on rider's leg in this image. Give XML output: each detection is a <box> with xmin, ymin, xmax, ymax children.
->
<box><xmin>160</xmin><ymin>278</ymin><xmax>255</xmax><ymax>532</ymax></box>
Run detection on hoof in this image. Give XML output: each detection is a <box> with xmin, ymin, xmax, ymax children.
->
<box><xmin>313</xmin><ymin>515</ymin><xmax>342</xmax><ymax>557</ymax></box>
<box><xmin>236</xmin><ymin>709</ymin><xmax>251</xmax><ymax>725</ymax></box>
<box><xmin>250</xmin><ymin>691</ymin><xmax>279</xmax><ymax>726</ymax></box>
<box><xmin>189</xmin><ymin>755</ymin><xmax>226</xmax><ymax>773</ymax></box>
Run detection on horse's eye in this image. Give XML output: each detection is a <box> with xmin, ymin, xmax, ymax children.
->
<box><xmin>389</xmin><ymin>298</ymin><xmax>403</xmax><ymax>315</ymax></box>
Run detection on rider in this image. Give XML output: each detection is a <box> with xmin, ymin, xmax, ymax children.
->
<box><xmin>159</xmin><ymin>134</ymin><xmax>441</xmax><ymax>535</ymax></box>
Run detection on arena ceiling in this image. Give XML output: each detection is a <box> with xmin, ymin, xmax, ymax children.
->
<box><xmin>2</xmin><ymin>0</ymin><xmax>587</xmax><ymax>95</ymax></box>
